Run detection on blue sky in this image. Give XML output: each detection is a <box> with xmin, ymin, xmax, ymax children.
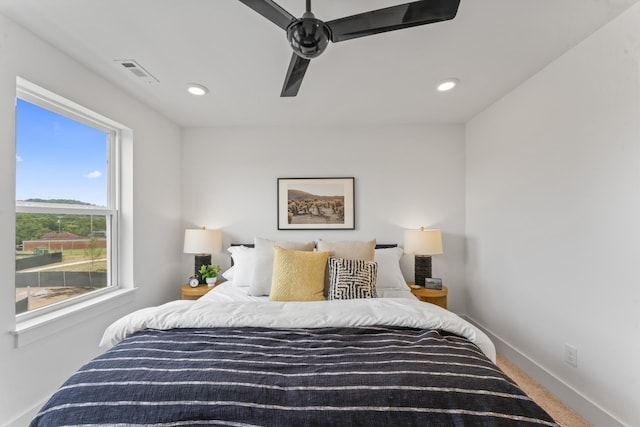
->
<box><xmin>15</xmin><ymin>99</ymin><xmax>108</xmax><ymax>207</ymax></box>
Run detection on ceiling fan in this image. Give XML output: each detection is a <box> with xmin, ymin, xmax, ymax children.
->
<box><xmin>238</xmin><ymin>0</ymin><xmax>461</xmax><ymax>97</ymax></box>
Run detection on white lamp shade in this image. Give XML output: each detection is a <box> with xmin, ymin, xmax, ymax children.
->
<box><xmin>404</xmin><ymin>228</ymin><xmax>443</xmax><ymax>255</ymax></box>
<box><xmin>183</xmin><ymin>229</ymin><xmax>222</xmax><ymax>255</ymax></box>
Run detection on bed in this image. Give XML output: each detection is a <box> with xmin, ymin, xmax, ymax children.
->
<box><xmin>31</xmin><ymin>241</ymin><xmax>558</xmax><ymax>426</ymax></box>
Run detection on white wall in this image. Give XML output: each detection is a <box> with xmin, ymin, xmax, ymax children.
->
<box><xmin>181</xmin><ymin>125</ymin><xmax>467</xmax><ymax>310</ymax></box>
<box><xmin>6</xmin><ymin>2</ymin><xmax>638</xmax><ymax>425</ymax></box>
<box><xmin>465</xmin><ymin>5</ymin><xmax>640</xmax><ymax>426</ymax></box>
<box><xmin>0</xmin><ymin>14</ymin><xmax>183</xmax><ymax>424</ymax></box>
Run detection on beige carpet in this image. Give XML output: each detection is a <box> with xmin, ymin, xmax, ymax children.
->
<box><xmin>496</xmin><ymin>353</ymin><xmax>591</xmax><ymax>427</ymax></box>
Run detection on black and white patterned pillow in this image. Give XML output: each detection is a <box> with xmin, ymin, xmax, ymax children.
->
<box><xmin>328</xmin><ymin>257</ymin><xmax>378</xmax><ymax>300</ymax></box>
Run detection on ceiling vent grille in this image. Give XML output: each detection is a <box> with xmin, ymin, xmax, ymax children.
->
<box><xmin>114</xmin><ymin>59</ymin><xmax>159</xmax><ymax>84</ymax></box>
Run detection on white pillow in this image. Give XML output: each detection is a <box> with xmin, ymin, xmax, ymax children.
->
<box><xmin>374</xmin><ymin>246</ymin><xmax>407</xmax><ymax>289</ymax></box>
<box><xmin>227</xmin><ymin>245</ymin><xmax>255</xmax><ymax>287</ymax></box>
<box><xmin>249</xmin><ymin>237</ymin><xmax>315</xmax><ymax>296</ymax></box>
<box><xmin>221</xmin><ymin>266</ymin><xmax>235</xmax><ymax>281</ymax></box>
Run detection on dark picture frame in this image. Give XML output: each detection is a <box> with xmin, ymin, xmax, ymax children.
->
<box><xmin>278</xmin><ymin>177</ymin><xmax>355</xmax><ymax>230</ymax></box>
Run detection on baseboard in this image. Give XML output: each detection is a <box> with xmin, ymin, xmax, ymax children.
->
<box><xmin>463</xmin><ymin>315</ymin><xmax>627</xmax><ymax>427</ymax></box>
<box><xmin>5</xmin><ymin>399</ymin><xmax>45</xmax><ymax>427</ymax></box>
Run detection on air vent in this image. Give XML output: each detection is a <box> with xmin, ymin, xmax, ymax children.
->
<box><xmin>114</xmin><ymin>59</ymin><xmax>159</xmax><ymax>84</ymax></box>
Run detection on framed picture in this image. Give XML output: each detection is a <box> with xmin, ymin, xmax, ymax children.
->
<box><xmin>424</xmin><ymin>277</ymin><xmax>443</xmax><ymax>290</ymax></box>
<box><xmin>278</xmin><ymin>177</ymin><xmax>355</xmax><ymax>230</ymax></box>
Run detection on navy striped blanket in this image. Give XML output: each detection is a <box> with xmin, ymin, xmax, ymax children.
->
<box><xmin>31</xmin><ymin>326</ymin><xmax>557</xmax><ymax>426</ymax></box>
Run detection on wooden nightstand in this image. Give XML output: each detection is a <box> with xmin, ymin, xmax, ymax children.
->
<box><xmin>181</xmin><ymin>283</ymin><xmax>215</xmax><ymax>300</ymax></box>
<box><xmin>407</xmin><ymin>281</ymin><xmax>448</xmax><ymax>309</ymax></box>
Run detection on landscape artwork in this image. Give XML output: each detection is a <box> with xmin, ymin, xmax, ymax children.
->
<box><xmin>278</xmin><ymin>178</ymin><xmax>355</xmax><ymax>230</ymax></box>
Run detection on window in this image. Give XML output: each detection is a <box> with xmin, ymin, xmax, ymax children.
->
<box><xmin>15</xmin><ymin>79</ymin><xmax>120</xmax><ymax>318</ymax></box>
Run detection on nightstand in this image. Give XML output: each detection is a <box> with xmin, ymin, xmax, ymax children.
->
<box><xmin>407</xmin><ymin>281</ymin><xmax>448</xmax><ymax>309</ymax></box>
<box><xmin>181</xmin><ymin>283</ymin><xmax>215</xmax><ymax>300</ymax></box>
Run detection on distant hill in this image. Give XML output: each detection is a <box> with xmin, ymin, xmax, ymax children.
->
<box><xmin>288</xmin><ymin>189</ymin><xmax>342</xmax><ymax>201</ymax></box>
<box><xmin>21</xmin><ymin>198</ymin><xmax>93</xmax><ymax>206</ymax></box>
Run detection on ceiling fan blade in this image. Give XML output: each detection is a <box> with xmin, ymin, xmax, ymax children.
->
<box><xmin>238</xmin><ymin>0</ymin><xmax>296</xmax><ymax>30</ymax></box>
<box><xmin>326</xmin><ymin>0</ymin><xmax>460</xmax><ymax>43</ymax></box>
<box><xmin>281</xmin><ymin>53</ymin><xmax>311</xmax><ymax>97</ymax></box>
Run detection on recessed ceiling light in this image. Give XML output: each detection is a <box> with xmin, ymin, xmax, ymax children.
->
<box><xmin>437</xmin><ymin>79</ymin><xmax>459</xmax><ymax>92</ymax></box>
<box><xmin>187</xmin><ymin>84</ymin><xmax>209</xmax><ymax>96</ymax></box>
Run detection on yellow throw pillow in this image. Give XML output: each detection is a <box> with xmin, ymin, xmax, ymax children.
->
<box><xmin>249</xmin><ymin>237</ymin><xmax>316</xmax><ymax>296</ymax></box>
<box><xmin>269</xmin><ymin>246</ymin><xmax>330</xmax><ymax>302</ymax></box>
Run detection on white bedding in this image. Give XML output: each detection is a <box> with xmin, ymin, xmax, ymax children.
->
<box><xmin>100</xmin><ymin>288</ymin><xmax>496</xmax><ymax>362</ymax></box>
<box><xmin>200</xmin><ymin>281</ymin><xmax>417</xmax><ymax>302</ymax></box>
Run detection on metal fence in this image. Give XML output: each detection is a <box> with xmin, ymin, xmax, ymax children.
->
<box><xmin>15</xmin><ymin>271</ymin><xmax>107</xmax><ymax>287</ymax></box>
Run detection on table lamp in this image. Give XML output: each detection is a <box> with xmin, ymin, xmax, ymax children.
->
<box><xmin>404</xmin><ymin>227</ymin><xmax>443</xmax><ymax>287</ymax></box>
<box><xmin>184</xmin><ymin>228</ymin><xmax>222</xmax><ymax>284</ymax></box>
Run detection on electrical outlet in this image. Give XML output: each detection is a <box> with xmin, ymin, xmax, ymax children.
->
<box><xmin>565</xmin><ymin>344</ymin><xmax>578</xmax><ymax>368</ymax></box>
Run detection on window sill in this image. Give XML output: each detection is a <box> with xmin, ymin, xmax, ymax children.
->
<box><xmin>11</xmin><ymin>287</ymin><xmax>137</xmax><ymax>348</ymax></box>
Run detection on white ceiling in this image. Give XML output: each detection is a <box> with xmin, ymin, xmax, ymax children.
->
<box><xmin>1</xmin><ymin>0</ymin><xmax>638</xmax><ymax>127</ymax></box>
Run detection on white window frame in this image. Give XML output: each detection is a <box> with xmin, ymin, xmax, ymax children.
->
<box><xmin>15</xmin><ymin>78</ymin><xmax>121</xmax><ymax>322</ymax></box>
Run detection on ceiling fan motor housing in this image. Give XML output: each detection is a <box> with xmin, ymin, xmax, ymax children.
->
<box><xmin>286</xmin><ymin>14</ymin><xmax>330</xmax><ymax>59</ymax></box>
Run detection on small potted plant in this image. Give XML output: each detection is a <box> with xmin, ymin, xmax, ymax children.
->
<box><xmin>199</xmin><ymin>264</ymin><xmax>221</xmax><ymax>286</ymax></box>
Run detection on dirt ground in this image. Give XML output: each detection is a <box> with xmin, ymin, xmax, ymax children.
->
<box><xmin>16</xmin><ymin>286</ymin><xmax>96</xmax><ymax>310</ymax></box>
<box><xmin>16</xmin><ymin>251</ymin><xmax>106</xmax><ymax>312</ymax></box>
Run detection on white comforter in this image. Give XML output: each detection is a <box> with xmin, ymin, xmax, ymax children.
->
<box><xmin>100</xmin><ymin>297</ymin><xmax>496</xmax><ymax>362</ymax></box>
